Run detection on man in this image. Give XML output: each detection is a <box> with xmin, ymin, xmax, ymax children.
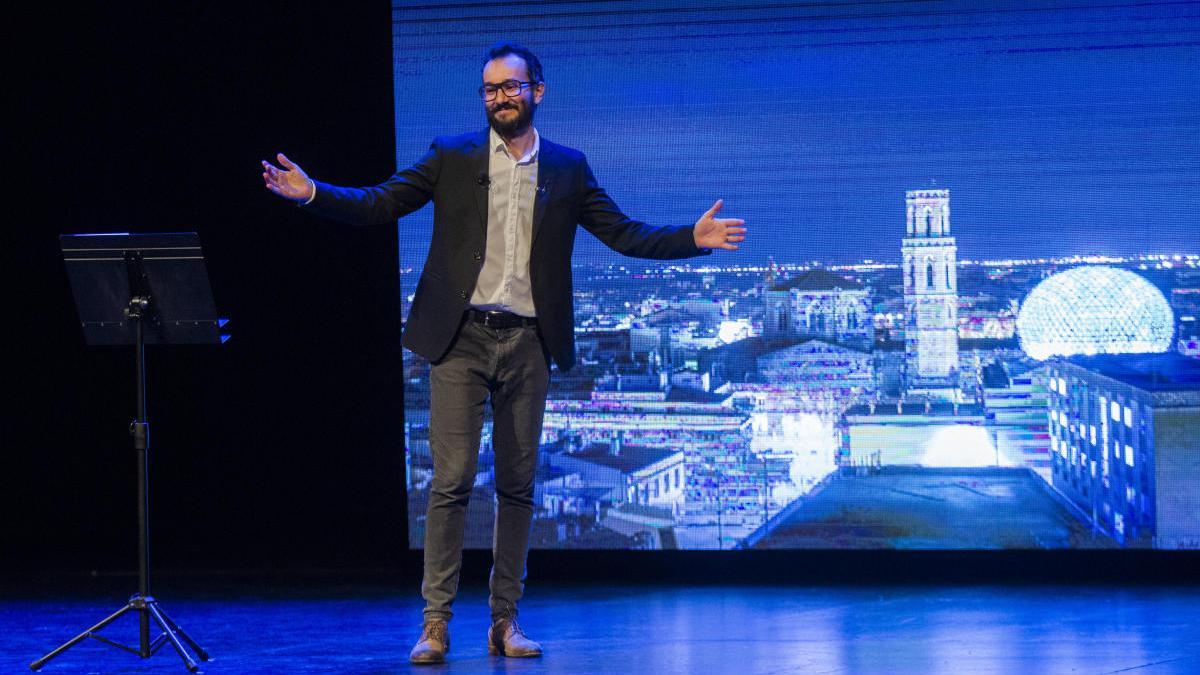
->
<box><xmin>262</xmin><ymin>42</ymin><xmax>746</xmax><ymax>664</ymax></box>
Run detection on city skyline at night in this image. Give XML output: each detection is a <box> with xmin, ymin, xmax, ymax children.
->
<box><xmin>400</xmin><ymin>185</ymin><xmax>1200</xmax><ymax>550</ymax></box>
<box><xmin>393</xmin><ymin>1</ymin><xmax>1200</xmax><ymax>550</ymax></box>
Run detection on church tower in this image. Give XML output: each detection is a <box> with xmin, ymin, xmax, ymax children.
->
<box><xmin>902</xmin><ymin>189</ymin><xmax>959</xmax><ymax>391</ymax></box>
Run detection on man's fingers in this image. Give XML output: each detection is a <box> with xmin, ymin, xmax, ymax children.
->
<box><xmin>277</xmin><ymin>152</ymin><xmax>297</xmax><ymax>170</ymax></box>
<box><xmin>703</xmin><ymin>199</ymin><xmax>724</xmax><ymax>219</ymax></box>
<box><xmin>263</xmin><ymin>160</ymin><xmax>289</xmax><ymax>185</ymax></box>
<box><xmin>695</xmin><ymin>200</ymin><xmax>747</xmax><ymax>252</ymax></box>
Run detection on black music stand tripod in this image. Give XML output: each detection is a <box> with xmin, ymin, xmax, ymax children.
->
<box><xmin>32</xmin><ymin>233</ymin><xmax>225</xmax><ymax>672</ymax></box>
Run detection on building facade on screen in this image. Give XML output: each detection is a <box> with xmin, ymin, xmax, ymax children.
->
<box><xmin>1045</xmin><ymin>355</ymin><xmax>1200</xmax><ymax>549</ymax></box>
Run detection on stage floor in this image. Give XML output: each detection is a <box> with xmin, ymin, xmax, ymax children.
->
<box><xmin>4</xmin><ymin>579</ymin><xmax>1198</xmax><ymax>673</ymax></box>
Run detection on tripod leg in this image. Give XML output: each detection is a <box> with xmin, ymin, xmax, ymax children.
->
<box><xmin>152</xmin><ymin>603</ymin><xmax>210</xmax><ymax>661</ymax></box>
<box><xmin>146</xmin><ymin>602</ymin><xmax>199</xmax><ymax>672</ymax></box>
<box><xmin>30</xmin><ymin>602</ymin><xmax>135</xmax><ymax>671</ymax></box>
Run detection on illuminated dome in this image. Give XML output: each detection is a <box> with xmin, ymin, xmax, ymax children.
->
<box><xmin>1017</xmin><ymin>266</ymin><xmax>1173</xmax><ymax>361</ymax></box>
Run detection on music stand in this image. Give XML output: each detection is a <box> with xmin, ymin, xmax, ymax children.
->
<box><xmin>32</xmin><ymin>232</ymin><xmax>224</xmax><ymax>673</ymax></box>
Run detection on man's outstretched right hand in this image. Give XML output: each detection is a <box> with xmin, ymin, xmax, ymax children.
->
<box><xmin>262</xmin><ymin>153</ymin><xmax>315</xmax><ymax>202</ymax></box>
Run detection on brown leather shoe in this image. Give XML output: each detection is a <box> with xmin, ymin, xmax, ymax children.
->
<box><xmin>409</xmin><ymin>619</ymin><xmax>450</xmax><ymax>664</ymax></box>
<box><xmin>487</xmin><ymin>616</ymin><xmax>542</xmax><ymax>657</ymax></box>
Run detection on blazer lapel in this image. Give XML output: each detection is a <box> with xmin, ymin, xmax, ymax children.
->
<box><xmin>532</xmin><ymin>141</ymin><xmax>557</xmax><ymax>247</ymax></box>
<box><xmin>470</xmin><ymin>130</ymin><xmax>490</xmax><ymax>236</ymax></box>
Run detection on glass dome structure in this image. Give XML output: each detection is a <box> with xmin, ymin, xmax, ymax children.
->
<box><xmin>1017</xmin><ymin>266</ymin><xmax>1174</xmax><ymax>361</ymax></box>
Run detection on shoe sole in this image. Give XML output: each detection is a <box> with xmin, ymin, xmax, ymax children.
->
<box><xmin>411</xmin><ymin>643</ymin><xmax>449</xmax><ymax>664</ymax></box>
<box><xmin>488</xmin><ymin>645</ymin><xmax>542</xmax><ymax>657</ymax></box>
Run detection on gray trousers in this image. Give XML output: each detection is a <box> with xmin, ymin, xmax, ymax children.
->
<box><xmin>422</xmin><ymin>318</ymin><xmax>550</xmax><ymax>622</ymax></box>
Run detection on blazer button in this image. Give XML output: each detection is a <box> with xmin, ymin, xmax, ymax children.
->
<box><xmin>459</xmin><ymin>291</ymin><xmax>468</xmax><ymax>299</ymax></box>
<box><xmin>473</xmin><ymin>250</ymin><xmax>482</xmax><ymax>261</ymax></box>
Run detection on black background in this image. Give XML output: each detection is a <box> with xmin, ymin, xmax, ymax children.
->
<box><xmin>9</xmin><ymin>2</ymin><xmax>404</xmax><ymax>574</ymax></box>
<box><xmin>5</xmin><ymin>1</ymin><xmax>1195</xmax><ymax>585</ymax></box>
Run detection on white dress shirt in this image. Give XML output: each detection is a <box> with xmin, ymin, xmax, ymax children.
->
<box><xmin>469</xmin><ymin>127</ymin><xmax>539</xmax><ymax>317</ymax></box>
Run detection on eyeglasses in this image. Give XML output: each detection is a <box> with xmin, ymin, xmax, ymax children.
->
<box><xmin>478</xmin><ymin>79</ymin><xmax>536</xmax><ymax>101</ymax></box>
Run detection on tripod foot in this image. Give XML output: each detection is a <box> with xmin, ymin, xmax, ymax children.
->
<box><xmin>147</xmin><ymin>602</ymin><xmax>200</xmax><ymax>671</ymax></box>
<box><xmin>30</xmin><ymin>602</ymin><xmax>136</xmax><ymax>671</ymax></box>
<box><xmin>153</xmin><ymin>602</ymin><xmax>210</xmax><ymax>661</ymax></box>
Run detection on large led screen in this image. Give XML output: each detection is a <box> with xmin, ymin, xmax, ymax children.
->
<box><xmin>394</xmin><ymin>1</ymin><xmax>1200</xmax><ymax>550</ymax></box>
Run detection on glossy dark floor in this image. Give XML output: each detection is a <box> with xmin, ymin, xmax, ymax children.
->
<box><xmin>4</xmin><ymin>579</ymin><xmax>1198</xmax><ymax>674</ymax></box>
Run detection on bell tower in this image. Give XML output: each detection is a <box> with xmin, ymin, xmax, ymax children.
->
<box><xmin>902</xmin><ymin>189</ymin><xmax>959</xmax><ymax>392</ymax></box>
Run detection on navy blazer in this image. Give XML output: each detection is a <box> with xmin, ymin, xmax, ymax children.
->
<box><xmin>304</xmin><ymin>129</ymin><xmax>710</xmax><ymax>371</ymax></box>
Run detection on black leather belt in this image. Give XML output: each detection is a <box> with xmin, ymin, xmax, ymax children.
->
<box><xmin>466</xmin><ymin>308</ymin><xmax>537</xmax><ymax>329</ymax></box>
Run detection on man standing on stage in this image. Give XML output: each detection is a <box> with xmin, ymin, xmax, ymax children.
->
<box><xmin>262</xmin><ymin>42</ymin><xmax>747</xmax><ymax>664</ymax></box>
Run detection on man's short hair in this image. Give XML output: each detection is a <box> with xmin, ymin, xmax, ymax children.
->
<box><xmin>483</xmin><ymin>41</ymin><xmax>543</xmax><ymax>83</ymax></box>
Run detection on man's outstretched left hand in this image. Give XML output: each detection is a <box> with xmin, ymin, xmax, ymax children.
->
<box><xmin>693</xmin><ymin>199</ymin><xmax>747</xmax><ymax>251</ymax></box>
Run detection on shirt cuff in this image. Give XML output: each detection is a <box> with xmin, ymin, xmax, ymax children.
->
<box><xmin>302</xmin><ymin>179</ymin><xmax>317</xmax><ymax>205</ymax></box>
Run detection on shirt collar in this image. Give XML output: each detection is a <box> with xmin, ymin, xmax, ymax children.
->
<box><xmin>490</xmin><ymin>126</ymin><xmax>540</xmax><ymax>165</ymax></box>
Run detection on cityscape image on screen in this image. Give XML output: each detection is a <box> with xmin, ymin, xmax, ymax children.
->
<box><xmin>394</xmin><ymin>1</ymin><xmax>1200</xmax><ymax>550</ymax></box>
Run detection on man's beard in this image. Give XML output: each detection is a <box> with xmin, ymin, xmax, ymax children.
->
<box><xmin>487</xmin><ymin>101</ymin><xmax>535</xmax><ymax>137</ymax></box>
